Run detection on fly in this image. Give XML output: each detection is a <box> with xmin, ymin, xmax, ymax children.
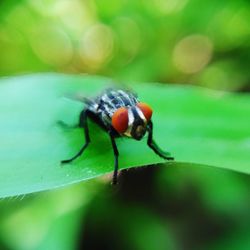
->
<box><xmin>61</xmin><ymin>88</ymin><xmax>174</xmax><ymax>184</ymax></box>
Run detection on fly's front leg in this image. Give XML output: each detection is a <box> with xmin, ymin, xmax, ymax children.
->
<box><xmin>61</xmin><ymin>109</ymin><xmax>90</xmax><ymax>164</ymax></box>
<box><xmin>147</xmin><ymin>120</ymin><xmax>174</xmax><ymax>160</ymax></box>
<box><xmin>57</xmin><ymin>120</ymin><xmax>78</xmax><ymax>130</ymax></box>
<box><xmin>108</xmin><ymin>130</ymin><xmax>119</xmax><ymax>185</ymax></box>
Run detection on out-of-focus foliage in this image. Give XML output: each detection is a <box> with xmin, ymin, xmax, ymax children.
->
<box><xmin>79</xmin><ymin>166</ymin><xmax>250</xmax><ymax>250</ymax></box>
<box><xmin>1</xmin><ymin>166</ymin><xmax>249</xmax><ymax>250</ymax></box>
<box><xmin>0</xmin><ymin>0</ymin><xmax>250</xmax><ymax>90</ymax></box>
<box><xmin>0</xmin><ymin>181</ymin><xmax>101</xmax><ymax>250</ymax></box>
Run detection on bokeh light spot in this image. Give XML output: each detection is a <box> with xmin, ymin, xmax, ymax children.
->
<box><xmin>153</xmin><ymin>0</ymin><xmax>188</xmax><ymax>14</ymax></box>
<box><xmin>79</xmin><ymin>24</ymin><xmax>114</xmax><ymax>70</ymax></box>
<box><xmin>173</xmin><ymin>34</ymin><xmax>213</xmax><ymax>74</ymax></box>
<box><xmin>113</xmin><ymin>17</ymin><xmax>141</xmax><ymax>63</ymax></box>
<box><xmin>201</xmin><ymin>66</ymin><xmax>229</xmax><ymax>90</ymax></box>
<box><xmin>51</xmin><ymin>0</ymin><xmax>95</xmax><ymax>36</ymax></box>
<box><xmin>29</xmin><ymin>25</ymin><xmax>73</xmax><ymax>67</ymax></box>
<box><xmin>200</xmin><ymin>63</ymin><xmax>245</xmax><ymax>91</ymax></box>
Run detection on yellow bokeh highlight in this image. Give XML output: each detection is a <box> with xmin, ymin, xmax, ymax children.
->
<box><xmin>173</xmin><ymin>34</ymin><xmax>213</xmax><ymax>74</ymax></box>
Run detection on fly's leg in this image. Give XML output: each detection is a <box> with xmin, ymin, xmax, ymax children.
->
<box><xmin>57</xmin><ymin>120</ymin><xmax>78</xmax><ymax>130</ymax></box>
<box><xmin>147</xmin><ymin>120</ymin><xmax>174</xmax><ymax>160</ymax></box>
<box><xmin>61</xmin><ymin>109</ymin><xmax>90</xmax><ymax>164</ymax></box>
<box><xmin>108</xmin><ymin>130</ymin><xmax>119</xmax><ymax>185</ymax></box>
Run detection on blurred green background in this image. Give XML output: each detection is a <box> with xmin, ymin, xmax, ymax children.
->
<box><xmin>1</xmin><ymin>0</ymin><xmax>250</xmax><ymax>90</ymax></box>
<box><xmin>0</xmin><ymin>0</ymin><xmax>250</xmax><ymax>250</ymax></box>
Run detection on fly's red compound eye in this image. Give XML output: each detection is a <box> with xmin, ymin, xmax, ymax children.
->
<box><xmin>112</xmin><ymin>107</ymin><xmax>129</xmax><ymax>133</ymax></box>
<box><xmin>137</xmin><ymin>102</ymin><xmax>153</xmax><ymax>121</ymax></box>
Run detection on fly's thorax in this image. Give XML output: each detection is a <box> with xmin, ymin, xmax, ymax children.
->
<box><xmin>96</xmin><ymin>90</ymin><xmax>137</xmax><ymax>126</ymax></box>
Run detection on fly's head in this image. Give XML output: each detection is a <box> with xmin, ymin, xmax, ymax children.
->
<box><xmin>111</xmin><ymin>103</ymin><xmax>153</xmax><ymax>140</ymax></box>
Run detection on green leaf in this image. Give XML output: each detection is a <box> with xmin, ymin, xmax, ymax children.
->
<box><xmin>0</xmin><ymin>74</ymin><xmax>249</xmax><ymax>198</ymax></box>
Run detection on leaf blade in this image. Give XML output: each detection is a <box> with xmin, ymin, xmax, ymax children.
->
<box><xmin>0</xmin><ymin>73</ymin><xmax>249</xmax><ymax>197</ymax></box>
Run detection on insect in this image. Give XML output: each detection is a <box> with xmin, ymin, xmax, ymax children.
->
<box><xmin>61</xmin><ymin>88</ymin><xmax>174</xmax><ymax>184</ymax></box>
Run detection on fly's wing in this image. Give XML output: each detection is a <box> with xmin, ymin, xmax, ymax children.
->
<box><xmin>119</xmin><ymin>88</ymin><xmax>139</xmax><ymax>105</ymax></box>
<box><xmin>63</xmin><ymin>93</ymin><xmax>95</xmax><ymax>106</ymax></box>
<box><xmin>116</xmin><ymin>87</ymin><xmax>139</xmax><ymax>104</ymax></box>
<box><xmin>126</xmin><ymin>89</ymin><xmax>138</xmax><ymax>102</ymax></box>
<box><xmin>62</xmin><ymin>92</ymin><xmax>101</xmax><ymax>113</ymax></box>
<box><xmin>125</xmin><ymin>87</ymin><xmax>138</xmax><ymax>98</ymax></box>
<box><xmin>105</xmin><ymin>87</ymin><xmax>139</xmax><ymax>105</ymax></box>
